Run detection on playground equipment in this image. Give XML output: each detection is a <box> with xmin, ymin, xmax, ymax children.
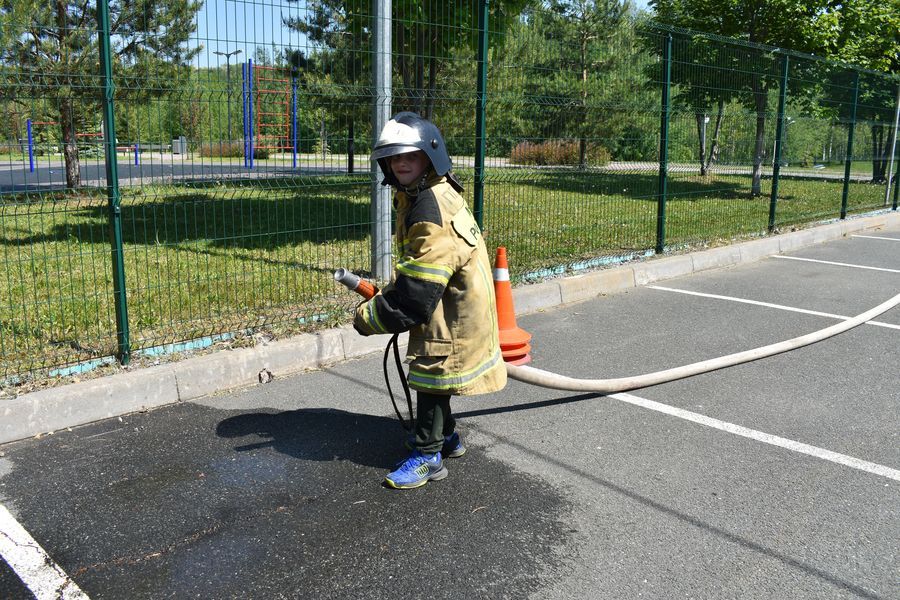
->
<box><xmin>242</xmin><ymin>59</ymin><xmax>300</xmax><ymax>169</ymax></box>
<box><xmin>24</xmin><ymin>119</ymin><xmax>115</xmax><ymax>172</ymax></box>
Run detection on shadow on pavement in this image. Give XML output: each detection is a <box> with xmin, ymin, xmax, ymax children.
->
<box><xmin>215</xmin><ymin>408</ymin><xmax>407</xmax><ymax>470</ymax></box>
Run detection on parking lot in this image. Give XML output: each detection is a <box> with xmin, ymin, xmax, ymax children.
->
<box><xmin>1</xmin><ymin>222</ymin><xmax>897</xmax><ymax>599</ymax></box>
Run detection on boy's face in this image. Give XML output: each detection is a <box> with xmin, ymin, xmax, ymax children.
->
<box><xmin>389</xmin><ymin>150</ymin><xmax>431</xmax><ymax>187</ymax></box>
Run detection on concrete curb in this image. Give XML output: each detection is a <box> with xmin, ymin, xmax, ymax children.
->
<box><xmin>2</xmin><ymin>211</ymin><xmax>897</xmax><ymax>444</ymax></box>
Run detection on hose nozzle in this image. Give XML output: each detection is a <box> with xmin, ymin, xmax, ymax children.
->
<box><xmin>334</xmin><ymin>268</ymin><xmax>377</xmax><ymax>299</ymax></box>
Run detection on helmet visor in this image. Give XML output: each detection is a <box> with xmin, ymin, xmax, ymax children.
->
<box><xmin>371</xmin><ymin>144</ymin><xmax>423</xmax><ymax>161</ymax></box>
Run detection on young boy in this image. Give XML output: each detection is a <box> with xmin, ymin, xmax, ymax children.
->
<box><xmin>353</xmin><ymin>112</ymin><xmax>507</xmax><ymax>489</ymax></box>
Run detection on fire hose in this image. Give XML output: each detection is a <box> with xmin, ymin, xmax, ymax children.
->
<box><xmin>335</xmin><ymin>267</ymin><xmax>900</xmax><ymax>397</ymax></box>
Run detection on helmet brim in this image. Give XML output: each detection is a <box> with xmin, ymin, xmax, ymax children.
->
<box><xmin>371</xmin><ymin>144</ymin><xmax>423</xmax><ymax>161</ymax></box>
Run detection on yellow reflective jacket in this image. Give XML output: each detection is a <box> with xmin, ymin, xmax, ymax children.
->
<box><xmin>354</xmin><ymin>174</ymin><xmax>507</xmax><ymax>396</ymax></box>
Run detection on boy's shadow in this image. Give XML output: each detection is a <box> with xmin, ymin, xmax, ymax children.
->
<box><xmin>215</xmin><ymin>408</ymin><xmax>406</xmax><ymax>470</ymax></box>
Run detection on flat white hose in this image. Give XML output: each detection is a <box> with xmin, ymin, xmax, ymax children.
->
<box><xmin>506</xmin><ymin>292</ymin><xmax>900</xmax><ymax>393</ymax></box>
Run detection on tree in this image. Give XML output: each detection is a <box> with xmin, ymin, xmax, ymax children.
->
<box><xmin>285</xmin><ymin>0</ymin><xmax>529</xmax><ymax>120</ymax></box>
<box><xmin>650</xmin><ymin>0</ymin><xmax>836</xmax><ymax>195</ymax></box>
<box><xmin>0</xmin><ymin>0</ymin><xmax>201</xmax><ymax>188</ymax></box>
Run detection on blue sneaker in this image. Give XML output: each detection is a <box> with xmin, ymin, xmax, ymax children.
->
<box><xmin>404</xmin><ymin>431</ymin><xmax>467</xmax><ymax>458</ymax></box>
<box><xmin>384</xmin><ymin>449</ymin><xmax>448</xmax><ymax>489</ymax></box>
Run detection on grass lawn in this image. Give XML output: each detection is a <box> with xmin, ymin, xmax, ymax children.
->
<box><xmin>0</xmin><ymin>168</ymin><xmax>893</xmax><ymax>379</ymax></box>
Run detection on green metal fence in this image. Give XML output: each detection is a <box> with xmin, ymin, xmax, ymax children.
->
<box><xmin>0</xmin><ymin>1</ymin><xmax>897</xmax><ymax>381</ymax></box>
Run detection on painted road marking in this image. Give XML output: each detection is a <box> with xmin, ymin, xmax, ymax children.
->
<box><xmin>0</xmin><ymin>503</ymin><xmax>89</xmax><ymax>599</ymax></box>
<box><xmin>851</xmin><ymin>234</ymin><xmax>900</xmax><ymax>242</ymax></box>
<box><xmin>610</xmin><ymin>393</ymin><xmax>900</xmax><ymax>482</ymax></box>
<box><xmin>771</xmin><ymin>255</ymin><xmax>900</xmax><ymax>273</ymax></box>
<box><xmin>648</xmin><ymin>286</ymin><xmax>900</xmax><ymax>330</ymax></box>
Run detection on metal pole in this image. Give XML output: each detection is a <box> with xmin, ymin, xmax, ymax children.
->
<box><xmin>292</xmin><ymin>78</ymin><xmax>298</xmax><ymax>169</ymax></box>
<box><xmin>769</xmin><ymin>53</ymin><xmax>789</xmax><ymax>232</ymax></box>
<box><xmin>242</xmin><ymin>62</ymin><xmax>249</xmax><ymax>168</ymax></box>
<box><xmin>473</xmin><ymin>0</ymin><xmax>489</xmax><ymax>230</ymax></box>
<box><xmin>883</xmin><ymin>82</ymin><xmax>899</xmax><ymax>207</ymax></box>
<box><xmin>97</xmin><ymin>0</ymin><xmax>131</xmax><ymax>364</ymax></box>
<box><xmin>371</xmin><ymin>0</ymin><xmax>392</xmax><ymax>281</ymax></box>
<box><xmin>26</xmin><ymin>119</ymin><xmax>34</xmax><ymax>173</ymax></box>
<box><xmin>840</xmin><ymin>71</ymin><xmax>859</xmax><ymax>220</ymax></box>
<box><xmin>248</xmin><ymin>58</ymin><xmax>254</xmax><ymax>170</ymax></box>
<box><xmin>226</xmin><ymin>59</ymin><xmax>233</xmax><ymax>141</ymax></box>
<box><xmin>656</xmin><ymin>34</ymin><xmax>672</xmax><ymax>255</ymax></box>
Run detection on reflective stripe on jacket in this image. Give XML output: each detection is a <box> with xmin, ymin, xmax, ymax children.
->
<box><xmin>354</xmin><ymin>175</ymin><xmax>507</xmax><ymax>396</ymax></box>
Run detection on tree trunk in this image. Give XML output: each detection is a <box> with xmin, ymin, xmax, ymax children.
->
<box><xmin>704</xmin><ymin>99</ymin><xmax>725</xmax><ymax>173</ymax></box>
<box><xmin>872</xmin><ymin>124</ymin><xmax>886</xmax><ymax>183</ymax></box>
<box><xmin>750</xmin><ymin>77</ymin><xmax>768</xmax><ymax>196</ymax></box>
<box><xmin>59</xmin><ymin>99</ymin><xmax>80</xmax><ymax>189</ymax></box>
<box><xmin>578</xmin><ymin>35</ymin><xmax>587</xmax><ymax>170</ymax></box>
<box><xmin>696</xmin><ymin>112</ymin><xmax>708</xmax><ymax>176</ymax></box>
<box><xmin>425</xmin><ymin>30</ymin><xmax>437</xmax><ymax>121</ymax></box>
<box><xmin>414</xmin><ymin>25</ymin><xmax>425</xmax><ymax>115</ymax></box>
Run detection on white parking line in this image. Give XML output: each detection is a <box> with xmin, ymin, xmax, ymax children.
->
<box><xmin>851</xmin><ymin>234</ymin><xmax>900</xmax><ymax>242</ymax></box>
<box><xmin>772</xmin><ymin>255</ymin><xmax>900</xmax><ymax>273</ymax></box>
<box><xmin>0</xmin><ymin>503</ymin><xmax>89</xmax><ymax>599</ymax></box>
<box><xmin>610</xmin><ymin>393</ymin><xmax>900</xmax><ymax>482</ymax></box>
<box><xmin>648</xmin><ymin>285</ymin><xmax>900</xmax><ymax>330</ymax></box>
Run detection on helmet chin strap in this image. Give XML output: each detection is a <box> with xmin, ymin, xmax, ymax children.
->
<box><xmin>401</xmin><ymin>167</ymin><xmax>435</xmax><ymax>196</ymax></box>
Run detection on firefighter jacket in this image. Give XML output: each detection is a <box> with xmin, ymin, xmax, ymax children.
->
<box><xmin>354</xmin><ymin>174</ymin><xmax>507</xmax><ymax>396</ymax></box>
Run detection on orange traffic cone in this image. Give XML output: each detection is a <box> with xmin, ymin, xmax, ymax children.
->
<box><xmin>493</xmin><ymin>246</ymin><xmax>532</xmax><ymax>365</ymax></box>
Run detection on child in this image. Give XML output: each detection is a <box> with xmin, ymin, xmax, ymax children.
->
<box><xmin>353</xmin><ymin>112</ymin><xmax>507</xmax><ymax>489</ymax></box>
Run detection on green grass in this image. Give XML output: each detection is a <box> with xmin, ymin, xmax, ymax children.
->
<box><xmin>0</xmin><ymin>168</ymin><xmax>893</xmax><ymax>379</ymax></box>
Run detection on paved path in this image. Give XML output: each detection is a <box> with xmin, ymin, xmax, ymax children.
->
<box><xmin>0</xmin><ymin>222</ymin><xmax>897</xmax><ymax>599</ymax></box>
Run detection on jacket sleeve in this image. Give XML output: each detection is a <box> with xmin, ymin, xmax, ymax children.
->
<box><xmin>354</xmin><ymin>216</ymin><xmax>457</xmax><ymax>336</ymax></box>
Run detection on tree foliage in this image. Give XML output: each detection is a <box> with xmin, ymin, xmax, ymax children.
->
<box><xmin>0</xmin><ymin>0</ymin><xmax>202</xmax><ymax>188</ymax></box>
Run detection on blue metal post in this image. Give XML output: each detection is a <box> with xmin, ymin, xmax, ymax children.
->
<box><xmin>292</xmin><ymin>78</ymin><xmax>298</xmax><ymax>169</ymax></box>
<box><xmin>26</xmin><ymin>119</ymin><xmax>34</xmax><ymax>172</ymax></box>
<box><xmin>242</xmin><ymin>61</ymin><xmax>249</xmax><ymax>168</ymax></box>
<box><xmin>248</xmin><ymin>59</ymin><xmax>254</xmax><ymax>170</ymax></box>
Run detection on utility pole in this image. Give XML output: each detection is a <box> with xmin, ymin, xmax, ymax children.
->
<box><xmin>214</xmin><ymin>49</ymin><xmax>243</xmax><ymax>141</ymax></box>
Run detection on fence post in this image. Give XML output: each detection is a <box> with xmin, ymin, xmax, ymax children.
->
<box><xmin>840</xmin><ymin>70</ymin><xmax>859</xmax><ymax>220</ymax></box>
<box><xmin>248</xmin><ymin>59</ymin><xmax>254</xmax><ymax>170</ymax></box>
<box><xmin>242</xmin><ymin>62</ymin><xmax>249</xmax><ymax>168</ymax></box>
<box><xmin>473</xmin><ymin>0</ymin><xmax>490</xmax><ymax>230</ymax></box>
<box><xmin>370</xmin><ymin>0</ymin><xmax>393</xmax><ymax>280</ymax></box>
<box><xmin>768</xmin><ymin>53</ymin><xmax>789</xmax><ymax>233</ymax></box>
<box><xmin>292</xmin><ymin>78</ymin><xmax>298</xmax><ymax>169</ymax></box>
<box><xmin>26</xmin><ymin>119</ymin><xmax>34</xmax><ymax>173</ymax></box>
<box><xmin>97</xmin><ymin>0</ymin><xmax>131</xmax><ymax>364</ymax></box>
<box><xmin>884</xmin><ymin>82</ymin><xmax>899</xmax><ymax>207</ymax></box>
<box><xmin>656</xmin><ymin>33</ymin><xmax>672</xmax><ymax>254</ymax></box>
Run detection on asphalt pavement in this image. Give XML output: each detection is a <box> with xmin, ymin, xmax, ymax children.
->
<box><xmin>0</xmin><ymin>220</ymin><xmax>897</xmax><ymax>599</ymax></box>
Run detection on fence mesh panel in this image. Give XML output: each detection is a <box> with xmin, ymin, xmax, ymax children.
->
<box><xmin>0</xmin><ymin>2</ymin><xmax>896</xmax><ymax>381</ymax></box>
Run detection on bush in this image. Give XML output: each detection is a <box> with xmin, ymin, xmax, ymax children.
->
<box><xmin>509</xmin><ymin>140</ymin><xmax>611</xmax><ymax>167</ymax></box>
<box><xmin>199</xmin><ymin>142</ymin><xmax>244</xmax><ymax>158</ymax></box>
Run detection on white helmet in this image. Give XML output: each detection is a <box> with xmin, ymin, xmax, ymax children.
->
<box><xmin>372</xmin><ymin>112</ymin><xmax>462</xmax><ymax>191</ymax></box>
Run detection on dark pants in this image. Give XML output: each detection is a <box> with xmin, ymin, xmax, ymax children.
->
<box><xmin>415</xmin><ymin>391</ymin><xmax>455</xmax><ymax>455</ymax></box>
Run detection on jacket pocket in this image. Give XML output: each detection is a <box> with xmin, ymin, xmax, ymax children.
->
<box><xmin>407</xmin><ymin>337</ymin><xmax>453</xmax><ymax>358</ymax></box>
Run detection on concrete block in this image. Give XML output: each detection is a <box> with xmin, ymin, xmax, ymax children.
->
<box><xmin>340</xmin><ymin>326</ymin><xmax>409</xmax><ymax>359</ymax></box>
<box><xmin>739</xmin><ymin>237</ymin><xmax>782</xmax><ymax>262</ymax></box>
<box><xmin>513</xmin><ymin>281</ymin><xmax>562</xmax><ymax>315</ymax></box>
<box><xmin>315</xmin><ymin>328</ymin><xmax>346</xmax><ymax>366</ymax></box>
<box><xmin>632</xmin><ymin>255</ymin><xmax>693</xmax><ymax>286</ymax></box>
<box><xmin>255</xmin><ymin>333</ymin><xmax>320</xmax><ymax>376</ymax></box>
<box><xmin>0</xmin><ymin>365</ymin><xmax>178</xmax><ymax>444</ymax></box>
<box><xmin>558</xmin><ymin>268</ymin><xmax>635</xmax><ymax>304</ymax></box>
<box><xmin>691</xmin><ymin>245</ymin><xmax>743</xmax><ymax>273</ymax></box>
<box><xmin>173</xmin><ymin>348</ymin><xmax>259</xmax><ymax>401</ymax></box>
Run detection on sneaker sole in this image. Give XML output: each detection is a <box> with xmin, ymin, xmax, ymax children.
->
<box><xmin>403</xmin><ymin>440</ymin><xmax>467</xmax><ymax>458</ymax></box>
<box><xmin>384</xmin><ymin>466</ymin><xmax>449</xmax><ymax>490</ymax></box>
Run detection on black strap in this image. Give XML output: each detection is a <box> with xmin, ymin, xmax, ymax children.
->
<box><xmin>383</xmin><ymin>333</ymin><xmax>414</xmax><ymax>431</ymax></box>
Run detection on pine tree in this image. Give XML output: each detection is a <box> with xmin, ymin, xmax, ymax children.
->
<box><xmin>0</xmin><ymin>0</ymin><xmax>202</xmax><ymax>188</ymax></box>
